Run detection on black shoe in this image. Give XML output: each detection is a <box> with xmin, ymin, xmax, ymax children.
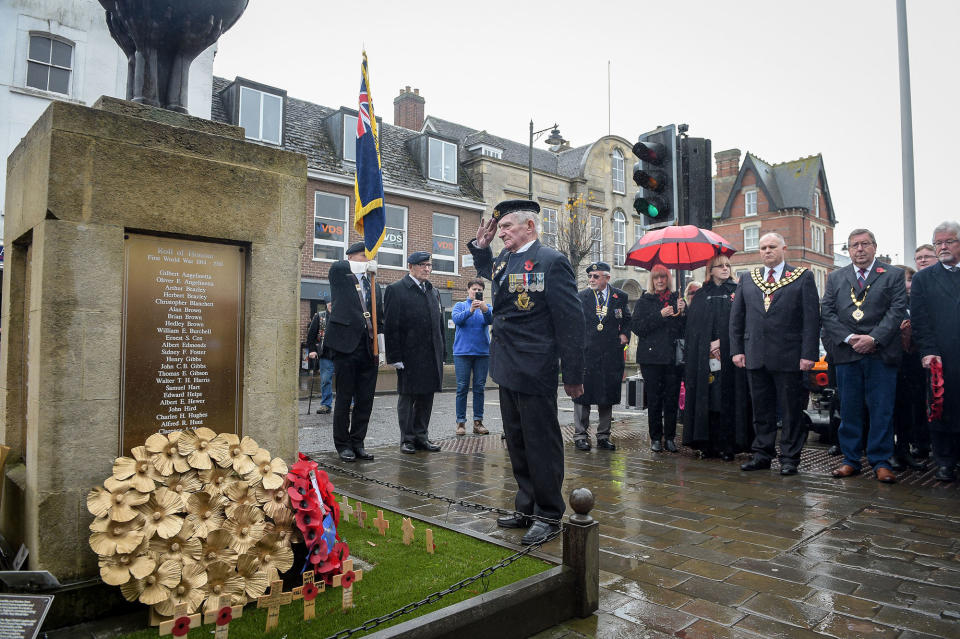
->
<box><xmin>521</xmin><ymin>521</ymin><xmax>560</xmax><ymax>545</ymax></box>
<box><xmin>575</xmin><ymin>439</ymin><xmax>591</xmax><ymax>451</ymax></box>
<box><xmin>935</xmin><ymin>466</ymin><xmax>956</xmax><ymax>482</ymax></box>
<box><xmin>780</xmin><ymin>463</ymin><xmax>799</xmax><ymax>476</ymax></box>
<box><xmin>902</xmin><ymin>451</ymin><xmax>926</xmax><ymax>471</ymax></box>
<box><xmin>353</xmin><ymin>447</ymin><xmax>374</xmax><ymax>461</ymax></box>
<box><xmin>827</xmin><ymin>444</ymin><xmax>841</xmax><ymax>456</ymax></box>
<box><xmin>720</xmin><ymin>452</ymin><xmax>735</xmax><ymax>462</ymax></box>
<box><xmin>496</xmin><ymin>513</ymin><xmax>532</xmax><ymax>529</ymax></box>
<box><xmin>415</xmin><ymin>439</ymin><xmax>441</xmax><ymax>452</ymax></box>
<box><xmin>910</xmin><ymin>444</ymin><xmax>929</xmax><ymax>460</ymax></box>
<box><xmin>664</xmin><ymin>440</ymin><xmax>678</xmax><ymax>453</ymax></box>
<box><xmin>651</xmin><ymin>440</ymin><xmax>663</xmax><ymax>452</ymax></box>
<box><xmin>400</xmin><ymin>442</ymin><xmax>416</xmax><ymax>454</ymax></box>
<box><xmin>888</xmin><ymin>456</ymin><xmax>907</xmax><ymax>472</ymax></box>
<box><xmin>316</xmin><ymin>405</ymin><xmax>331</xmax><ymax>414</ymax></box>
<box><xmin>338</xmin><ymin>448</ymin><xmax>356</xmax><ymax>462</ymax></box>
<box><xmin>597</xmin><ymin>439</ymin><xmax>616</xmax><ymax>451</ymax></box>
<box><xmin>741</xmin><ymin>457</ymin><xmax>771</xmax><ymax>471</ymax></box>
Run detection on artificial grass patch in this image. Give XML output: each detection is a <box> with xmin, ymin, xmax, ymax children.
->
<box><xmin>113</xmin><ymin>494</ymin><xmax>551</xmax><ymax>638</ymax></box>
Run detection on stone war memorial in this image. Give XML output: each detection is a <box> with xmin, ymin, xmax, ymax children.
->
<box><xmin>0</xmin><ymin>0</ymin><xmax>307</xmax><ymax>626</ymax></box>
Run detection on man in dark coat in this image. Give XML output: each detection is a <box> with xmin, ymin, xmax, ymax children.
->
<box><xmin>730</xmin><ymin>232</ymin><xmax>820</xmax><ymax>476</ymax></box>
<box><xmin>468</xmin><ymin>199</ymin><xmax>585</xmax><ymax>545</ymax></box>
<box><xmin>911</xmin><ymin>220</ymin><xmax>960</xmax><ymax>481</ymax></box>
<box><xmin>383</xmin><ymin>251</ymin><xmax>446</xmax><ymax>454</ymax></box>
<box><xmin>573</xmin><ymin>261</ymin><xmax>631</xmax><ymax>451</ymax></box>
<box><xmin>306</xmin><ymin>298</ymin><xmax>334</xmax><ymax>414</ymax></box>
<box><xmin>325</xmin><ymin>241</ymin><xmax>384</xmax><ymax>462</ymax></box>
<box><xmin>821</xmin><ymin>229</ymin><xmax>906</xmax><ymax>483</ymax></box>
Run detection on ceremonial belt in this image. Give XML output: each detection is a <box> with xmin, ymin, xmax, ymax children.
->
<box><xmin>355</xmin><ymin>281</ymin><xmax>373</xmax><ymax>339</ymax></box>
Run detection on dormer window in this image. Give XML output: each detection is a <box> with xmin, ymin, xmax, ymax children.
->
<box><xmin>429</xmin><ymin>138</ymin><xmax>457</xmax><ymax>183</ymax></box>
<box><xmin>467</xmin><ymin>144</ymin><xmax>503</xmax><ymax>159</ymax></box>
<box><xmin>343</xmin><ymin>114</ymin><xmax>358</xmax><ymax>162</ymax></box>
<box><xmin>239</xmin><ymin>86</ymin><xmax>282</xmax><ymax>144</ymax></box>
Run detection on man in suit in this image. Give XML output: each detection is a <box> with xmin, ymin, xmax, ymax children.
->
<box><xmin>821</xmin><ymin>229</ymin><xmax>906</xmax><ymax>483</ymax></box>
<box><xmin>325</xmin><ymin>241</ymin><xmax>384</xmax><ymax>462</ymax></box>
<box><xmin>468</xmin><ymin>199</ymin><xmax>585</xmax><ymax>545</ymax></box>
<box><xmin>910</xmin><ymin>221</ymin><xmax>960</xmax><ymax>481</ymax></box>
<box><xmin>306</xmin><ymin>298</ymin><xmax>334</xmax><ymax>414</ymax></box>
<box><xmin>383</xmin><ymin>251</ymin><xmax>445</xmax><ymax>454</ymax></box>
<box><xmin>730</xmin><ymin>232</ymin><xmax>820</xmax><ymax>476</ymax></box>
<box><xmin>573</xmin><ymin>261</ymin><xmax>631</xmax><ymax>451</ymax></box>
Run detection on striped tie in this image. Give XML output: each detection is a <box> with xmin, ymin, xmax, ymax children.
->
<box><xmin>857</xmin><ymin>269</ymin><xmax>866</xmax><ymax>289</ymax></box>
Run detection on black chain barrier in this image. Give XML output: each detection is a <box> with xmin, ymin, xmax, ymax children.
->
<box><xmin>311</xmin><ymin>458</ymin><xmax>564</xmax><ymax>639</ymax></box>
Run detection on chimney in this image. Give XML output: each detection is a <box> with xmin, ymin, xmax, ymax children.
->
<box><xmin>714</xmin><ymin>148</ymin><xmax>741</xmax><ymax>178</ymax></box>
<box><xmin>394</xmin><ymin>86</ymin><xmax>425</xmax><ymax>131</ymax></box>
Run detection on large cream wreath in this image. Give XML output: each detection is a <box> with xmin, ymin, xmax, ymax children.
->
<box><xmin>86</xmin><ymin>428</ymin><xmax>294</xmax><ymax>618</ymax></box>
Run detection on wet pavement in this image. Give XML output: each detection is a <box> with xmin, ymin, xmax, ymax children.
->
<box><xmin>298</xmin><ymin>387</ymin><xmax>960</xmax><ymax>639</ymax></box>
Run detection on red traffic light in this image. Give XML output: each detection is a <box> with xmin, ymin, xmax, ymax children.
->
<box><xmin>632</xmin><ymin>140</ymin><xmax>668</xmax><ymax>165</ymax></box>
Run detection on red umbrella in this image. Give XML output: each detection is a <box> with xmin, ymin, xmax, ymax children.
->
<box><xmin>625</xmin><ymin>225</ymin><xmax>736</xmax><ymax>270</ymax></box>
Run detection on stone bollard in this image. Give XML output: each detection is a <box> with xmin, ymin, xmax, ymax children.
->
<box><xmin>563</xmin><ymin>487</ymin><xmax>599</xmax><ymax>618</ymax></box>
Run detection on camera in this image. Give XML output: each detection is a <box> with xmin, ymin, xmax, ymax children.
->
<box><xmin>476</xmin><ymin>291</ymin><xmax>483</xmax><ymax>301</ymax></box>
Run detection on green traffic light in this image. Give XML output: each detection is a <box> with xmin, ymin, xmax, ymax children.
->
<box><xmin>647</xmin><ymin>203</ymin><xmax>660</xmax><ymax>218</ymax></box>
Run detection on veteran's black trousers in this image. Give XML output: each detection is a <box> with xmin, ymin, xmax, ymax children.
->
<box><xmin>332</xmin><ymin>338</ymin><xmax>378</xmax><ymax>453</ymax></box>
<box><xmin>640</xmin><ymin>364</ymin><xmax>680</xmax><ymax>442</ymax></box>
<box><xmin>747</xmin><ymin>368</ymin><xmax>807</xmax><ymax>464</ymax></box>
<box><xmin>499</xmin><ymin>387</ymin><xmax>565</xmax><ymax>521</ymax></box>
<box><xmin>397</xmin><ymin>392</ymin><xmax>435</xmax><ymax>445</ymax></box>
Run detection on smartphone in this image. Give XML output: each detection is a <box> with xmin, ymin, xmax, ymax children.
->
<box><xmin>476</xmin><ymin>291</ymin><xmax>483</xmax><ymax>301</ymax></box>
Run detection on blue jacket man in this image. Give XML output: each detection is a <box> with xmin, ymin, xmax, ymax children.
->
<box><xmin>468</xmin><ymin>199</ymin><xmax>585</xmax><ymax>545</ymax></box>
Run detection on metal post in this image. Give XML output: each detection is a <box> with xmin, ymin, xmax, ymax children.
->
<box><xmin>563</xmin><ymin>488</ymin><xmax>599</xmax><ymax>618</ymax></box>
<box><xmin>528</xmin><ymin>119</ymin><xmax>534</xmax><ymax>201</ymax></box>
<box><xmin>897</xmin><ymin>0</ymin><xmax>917</xmax><ymax>261</ymax></box>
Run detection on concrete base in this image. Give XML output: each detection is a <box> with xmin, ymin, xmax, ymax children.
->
<box><xmin>0</xmin><ymin>96</ymin><xmax>305</xmax><ymax>618</ymax></box>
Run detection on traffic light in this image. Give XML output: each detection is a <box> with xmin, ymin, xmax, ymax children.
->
<box><xmin>633</xmin><ymin>125</ymin><xmax>677</xmax><ymax>227</ymax></box>
<box><xmin>681</xmin><ymin>136</ymin><xmax>713</xmax><ymax>229</ymax></box>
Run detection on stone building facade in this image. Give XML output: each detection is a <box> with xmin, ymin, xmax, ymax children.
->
<box><xmin>711</xmin><ymin>149</ymin><xmax>838</xmax><ymax>295</ymax></box>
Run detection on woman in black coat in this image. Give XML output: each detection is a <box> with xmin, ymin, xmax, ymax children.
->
<box><xmin>632</xmin><ymin>265</ymin><xmax>685</xmax><ymax>452</ymax></box>
<box><xmin>681</xmin><ymin>255</ymin><xmax>753</xmax><ymax>460</ymax></box>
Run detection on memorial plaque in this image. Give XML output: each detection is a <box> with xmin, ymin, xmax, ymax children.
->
<box><xmin>120</xmin><ymin>234</ymin><xmax>245</xmax><ymax>455</ymax></box>
<box><xmin>0</xmin><ymin>594</ymin><xmax>54</xmax><ymax>639</ymax></box>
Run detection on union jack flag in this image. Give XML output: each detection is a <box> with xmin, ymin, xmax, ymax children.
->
<box><xmin>353</xmin><ymin>51</ymin><xmax>385</xmax><ymax>259</ymax></box>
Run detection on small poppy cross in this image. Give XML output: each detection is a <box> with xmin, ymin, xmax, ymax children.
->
<box><xmin>355</xmin><ymin>503</ymin><xmax>368</xmax><ymax>529</ymax></box>
<box><xmin>158</xmin><ymin>602</ymin><xmax>200</xmax><ymax>638</ymax></box>
<box><xmin>291</xmin><ymin>570</ymin><xmax>324</xmax><ymax>620</ymax></box>
<box><xmin>332</xmin><ymin>559</ymin><xmax>364</xmax><ymax>611</ymax></box>
<box><xmin>257</xmin><ymin>580</ymin><xmax>293</xmax><ymax>632</ymax></box>
<box><xmin>401</xmin><ymin>517</ymin><xmax>415</xmax><ymax>545</ymax></box>
<box><xmin>338</xmin><ymin>494</ymin><xmax>354</xmax><ymax>522</ymax></box>
<box><xmin>202</xmin><ymin>595</ymin><xmax>243</xmax><ymax>639</ymax></box>
<box><xmin>373</xmin><ymin>510</ymin><xmax>389</xmax><ymax>536</ymax></box>
<box><xmin>425</xmin><ymin>529</ymin><xmax>435</xmax><ymax>554</ymax></box>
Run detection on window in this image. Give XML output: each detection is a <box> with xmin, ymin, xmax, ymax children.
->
<box><xmin>744</xmin><ymin>190</ymin><xmax>758</xmax><ymax>216</ymax></box>
<box><xmin>813</xmin><ymin>189</ymin><xmax>821</xmax><ymax>218</ymax></box>
<box><xmin>432</xmin><ymin>213</ymin><xmax>458</xmax><ymax>274</ymax></box>
<box><xmin>613</xmin><ymin>210</ymin><xmax>626</xmax><ymax>266</ymax></box>
<box><xmin>313</xmin><ymin>192</ymin><xmax>349</xmax><ymax>260</ymax></box>
<box><xmin>379</xmin><ymin>204</ymin><xmax>407</xmax><ymax>268</ymax></box>
<box><xmin>26</xmin><ymin>34</ymin><xmax>72</xmax><ymax>94</ymax></box>
<box><xmin>590</xmin><ymin>215</ymin><xmax>602</xmax><ymax>263</ymax></box>
<box><xmin>612</xmin><ymin>149</ymin><xmax>625</xmax><ymax>194</ymax></box>
<box><xmin>428</xmin><ymin>138</ymin><xmax>457</xmax><ymax>183</ymax></box>
<box><xmin>814</xmin><ymin>268</ymin><xmax>825</xmax><ymax>296</ymax></box>
<box><xmin>239</xmin><ymin>86</ymin><xmax>283</xmax><ymax>144</ymax></box>
<box><xmin>634</xmin><ymin>222</ymin><xmax>644</xmax><ymax>270</ymax></box>
<box><xmin>542</xmin><ymin>207</ymin><xmax>558</xmax><ymax>248</ymax></box>
<box><xmin>343</xmin><ymin>114</ymin><xmax>358</xmax><ymax>162</ymax></box>
<box><xmin>811</xmin><ymin>224</ymin><xmax>825</xmax><ymax>254</ymax></box>
<box><xmin>468</xmin><ymin>144</ymin><xmax>503</xmax><ymax>159</ymax></box>
<box><xmin>744</xmin><ymin>226</ymin><xmax>760</xmax><ymax>251</ymax></box>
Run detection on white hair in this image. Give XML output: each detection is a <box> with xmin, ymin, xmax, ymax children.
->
<box><xmin>759</xmin><ymin>231</ymin><xmax>786</xmax><ymax>247</ymax></box>
<box><xmin>932</xmin><ymin>220</ymin><xmax>960</xmax><ymax>240</ymax></box>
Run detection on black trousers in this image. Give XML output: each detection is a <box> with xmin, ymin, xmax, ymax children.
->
<box><xmin>499</xmin><ymin>387</ymin><xmax>565</xmax><ymax>520</ymax></box>
<box><xmin>747</xmin><ymin>367</ymin><xmax>807</xmax><ymax>464</ymax></box>
<box><xmin>331</xmin><ymin>339</ymin><xmax>378</xmax><ymax>453</ymax></box>
<box><xmin>931</xmin><ymin>430</ymin><xmax>959</xmax><ymax>468</ymax></box>
<box><xmin>640</xmin><ymin>364</ymin><xmax>680</xmax><ymax>441</ymax></box>
<box><xmin>893</xmin><ymin>352</ymin><xmax>929</xmax><ymax>455</ymax></box>
<box><xmin>398</xmin><ymin>392</ymin><xmax>435</xmax><ymax>445</ymax></box>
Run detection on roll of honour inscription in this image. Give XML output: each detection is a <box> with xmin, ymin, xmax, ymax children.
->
<box><xmin>120</xmin><ymin>234</ymin><xmax>246</xmax><ymax>455</ymax></box>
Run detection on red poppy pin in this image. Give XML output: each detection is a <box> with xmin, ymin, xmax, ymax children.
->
<box><xmin>730</xmin><ymin>293</ymin><xmax>736</xmax><ymax>300</ymax></box>
<box><xmin>876</xmin><ymin>267</ymin><xmax>885</xmax><ymax>273</ymax></box>
<box><xmin>523</xmin><ymin>259</ymin><xmax>534</xmax><ymax>272</ymax></box>
<box><xmin>342</xmin><ymin>570</ymin><xmax>356</xmax><ymax>588</ymax></box>
<box><xmin>612</xmin><ymin>293</ymin><xmax>619</xmax><ymax>298</ymax></box>
<box><xmin>303</xmin><ymin>582</ymin><xmax>319</xmax><ymax>601</ymax></box>
<box><xmin>172</xmin><ymin>617</ymin><xmax>192</xmax><ymax>637</ymax></box>
<box><xmin>216</xmin><ymin>607</ymin><xmax>233</xmax><ymax>626</ymax></box>
<box><xmin>784</xmin><ymin>271</ymin><xmax>793</xmax><ymax>278</ymax></box>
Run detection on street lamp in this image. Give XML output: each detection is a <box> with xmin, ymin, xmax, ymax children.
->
<box><xmin>528</xmin><ymin>120</ymin><xmax>566</xmax><ymax>200</ymax></box>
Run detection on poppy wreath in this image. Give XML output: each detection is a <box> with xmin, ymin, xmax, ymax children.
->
<box><xmin>287</xmin><ymin>453</ymin><xmax>348</xmax><ymax>585</ymax></box>
<box><xmin>928</xmin><ymin>360</ymin><xmax>945</xmax><ymax>422</ymax></box>
<box><xmin>86</xmin><ymin>429</ymin><xmax>295</xmax><ymax>620</ymax></box>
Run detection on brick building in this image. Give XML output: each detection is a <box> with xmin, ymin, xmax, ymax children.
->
<box><xmin>210</xmin><ymin>78</ymin><xmax>485</xmax><ymax>347</ymax></box>
<box><xmin>712</xmin><ymin>149</ymin><xmax>838</xmax><ymax>294</ymax></box>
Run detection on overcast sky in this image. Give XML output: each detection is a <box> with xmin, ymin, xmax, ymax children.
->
<box><xmin>213</xmin><ymin>0</ymin><xmax>958</xmax><ymax>263</ymax></box>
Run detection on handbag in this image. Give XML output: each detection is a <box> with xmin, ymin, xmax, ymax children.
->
<box><xmin>674</xmin><ymin>338</ymin><xmax>686</xmax><ymax>366</ymax></box>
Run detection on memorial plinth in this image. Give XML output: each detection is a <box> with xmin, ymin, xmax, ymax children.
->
<box><xmin>0</xmin><ymin>97</ymin><xmax>306</xmax><ymax>600</ymax></box>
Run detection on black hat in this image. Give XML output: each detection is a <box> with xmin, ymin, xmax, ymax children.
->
<box><xmin>346</xmin><ymin>241</ymin><xmax>366</xmax><ymax>255</ymax></box>
<box><xmin>407</xmin><ymin>251</ymin><xmax>431</xmax><ymax>265</ymax></box>
<box><xmin>586</xmin><ymin>261</ymin><xmax>611</xmax><ymax>274</ymax></box>
<box><xmin>492</xmin><ymin>199</ymin><xmax>540</xmax><ymax>221</ymax></box>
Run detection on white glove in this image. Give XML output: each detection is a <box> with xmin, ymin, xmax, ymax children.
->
<box><xmin>365</xmin><ymin>260</ymin><xmax>378</xmax><ymax>274</ymax></box>
<box><xmin>349</xmin><ymin>260</ymin><xmax>366</xmax><ymax>274</ymax></box>
<box><xmin>392</xmin><ymin>362</ymin><xmax>404</xmax><ymax>369</ymax></box>
<box><xmin>378</xmin><ymin>352</ymin><xmax>386</xmax><ymax>366</ymax></box>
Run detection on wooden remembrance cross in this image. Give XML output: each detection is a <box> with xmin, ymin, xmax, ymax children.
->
<box><xmin>332</xmin><ymin>559</ymin><xmax>363</xmax><ymax>611</ymax></box>
<box><xmin>339</xmin><ymin>494</ymin><xmax>354</xmax><ymax>522</ymax></box>
<box><xmin>158</xmin><ymin>602</ymin><xmax>200</xmax><ymax>637</ymax></box>
<box><xmin>202</xmin><ymin>595</ymin><xmax>243</xmax><ymax>639</ymax></box>
<box><xmin>257</xmin><ymin>580</ymin><xmax>293</xmax><ymax>632</ymax></box>
<box><xmin>374</xmin><ymin>510</ymin><xmax>389</xmax><ymax>535</ymax></box>
<box><xmin>291</xmin><ymin>570</ymin><xmax>324</xmax><ymax>620</ymax></box>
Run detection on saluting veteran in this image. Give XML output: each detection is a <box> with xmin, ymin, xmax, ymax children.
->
<box><xmin>468</xmin><ymin>199</ymin><xmax>585</xmax><ymax>545</ymax></box>
<box><xmin>573</xmin><ymin>261</ymin><xmax>631</xmax><ymax>451</ymax></box>
<box><xmin>821</xmin><ymin>229</ymin><xmax>906</xmax><ymax>483</ymax></box>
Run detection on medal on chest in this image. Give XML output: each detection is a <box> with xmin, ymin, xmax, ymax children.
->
<box><xmin>594</xmin><ymin>290</ymin><xmax>608</xmax><ymax>331</ymax></box>
<box><xmin>850</xmin><ymin>284</ymin><xmax>870</xmax><ymax>321</ymax></box>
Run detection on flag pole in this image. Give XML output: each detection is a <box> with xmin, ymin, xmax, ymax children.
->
<box><xmin>370</xmin><ymin>272</ymin><xmax>379</xmax><ymax>357</ymax></box>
